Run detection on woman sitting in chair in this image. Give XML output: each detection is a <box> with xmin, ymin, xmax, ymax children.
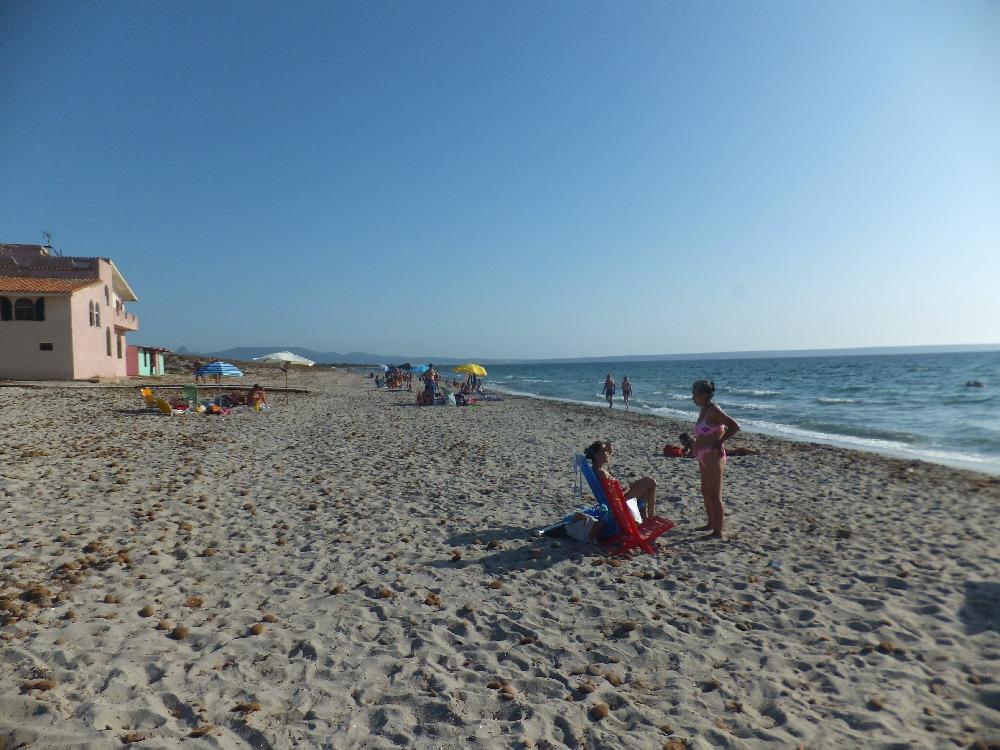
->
<box><xmin>584</xmin><ymin>440</ymin><xmax>657</xmax><ymax>521</ymax></box>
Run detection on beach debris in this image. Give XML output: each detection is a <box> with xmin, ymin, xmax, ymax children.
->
<box><xmin>659</xmin><ymin>722</ymin><xmax>674</xmax><ymax>733</ymax></box>
<box><xmin>138</xmin><ymin>605</ymin><xmax>154</xmax><ymax>617</ymax></box>
<box><xmin>329</xmin><ymin>584</ymin><xmax>346</xmax><ymax>595</ymax></box>
<box><xmin>184</xmin><ymin>596</ymin><xmax>203</xmax><ymax>608</ymax></box>
<box><xmin>249</xmin><ymin>624</ymin><xmax>265</xmax><ymax>636</ymax></box>
<box><xmin>188</xmin><ymin>725</ymin><xmax>213</xmax><ymax>737</ymax></box>
<box><xmin>605</xmin><ymin>672</ymin><xmax>624</xmax><ymax>687</ymax></box>
<box><xmin>589</xmin><ymin>702</ymin><xmax>610</xmax><ymax>720</ymax></box>
<box><xmin>231</xmin><ymin>702</ymin><xmax>261</xmax><ymax>715</ymax></box>
<box><xmin>577</xmin><ymin>682</ymin><xmax>596</xmax><ymax>695</ymax></box>
<box><xmin>120</xmin><ymin>733</ymin><xmax>147</xmax><ymax>744</ymax></box>
<box><xmin>867</xmin><ymin>696</ymin><xmax>885</xmax><ymax>711</ymax></box>
<box><xmin>424</xmin><ymin>594</ymin><xmax>442</xmax><ymax>606</ymax></box>
<box><xmin>499</xmin><ymin>684</ymin><xmax>517</xmax><ymax>701</ymax></box>
<box><xmin>20</xmin><ymin>585</ymin><xmax>53</xmax><ymax>606</ymax></box>
<box><xmin>376</xmin><ymin>586</ymin><xmax>394</xmax><ymax>599</ymax></box>
<box><xmin>20</xmin><ymin>679</ymin><xmax>58</xmax><ymax>693</ymax></box>
<box><xmin>612</xmin><ymin>620</ymin><xmax>638</xmax><ymax>638</ymax></box>
<box><xmin>168</xmin><ymin>625</ymin><xmax>190</xmax><ymax>640</ymax></box>
<box><xmin>103</xmin><ymin>594</ymin><xmax>119</xmax><ymax>604</ymax></box>
<box><xmin>262</xmin><ymin>613</ymin><xmax>277</xmax><ymax>623</ymax></box>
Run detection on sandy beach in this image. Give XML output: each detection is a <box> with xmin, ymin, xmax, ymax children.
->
<box><xmin>1</xmin><ymin>367</ymin><xmax>998</xmax><ymax>749</ymax></box>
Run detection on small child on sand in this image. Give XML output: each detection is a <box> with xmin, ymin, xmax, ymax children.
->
<box><xmin>249</xmin><ymin>384</ymin><xmax>267</xmax><ymax>410</ymax></box>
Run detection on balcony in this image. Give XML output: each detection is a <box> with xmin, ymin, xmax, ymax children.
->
<box><xmin>113</xmin><ymin>305</ymin><xmax>138</xmax><ymax>332</ymax></box>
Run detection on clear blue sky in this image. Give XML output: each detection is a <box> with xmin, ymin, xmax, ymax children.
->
<box><xmin>2</xmin><ymin>1</ymin><xmax>998</xmax><ymax>359</ymax></box>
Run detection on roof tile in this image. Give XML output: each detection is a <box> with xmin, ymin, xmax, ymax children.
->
<box><xmin>0</xmin><ymin>277</ymin><xmax>100</xmax><ymax>294</ymax></box>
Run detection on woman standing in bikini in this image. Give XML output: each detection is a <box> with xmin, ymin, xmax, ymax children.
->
<box><xmin>691</xmin><ymin>379</ymin><xmax>740</xmax><ymax>539</ymax></box>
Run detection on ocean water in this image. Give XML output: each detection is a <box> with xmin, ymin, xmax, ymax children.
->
<box><xmin>485</xmin><ymin>351</ymin><xmax>1000</xmax><ymax>475</ymax></box>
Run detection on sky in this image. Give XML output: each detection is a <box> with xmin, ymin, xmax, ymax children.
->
<box><xmin>1</xmin><ymin>1</ymin><xmax>998</xmax><ymax>359</ymax></box>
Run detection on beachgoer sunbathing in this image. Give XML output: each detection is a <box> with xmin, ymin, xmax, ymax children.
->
<box><xmin>226</xmin><ymin>390</ymin><xmax>248</xmax><ymax>406</ymax></box>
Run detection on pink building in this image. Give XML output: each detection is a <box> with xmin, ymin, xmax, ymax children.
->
<box><xmin>0</xmin><ymin>244</ymin><xmax>139</xmax><ymax>380</ymax></box>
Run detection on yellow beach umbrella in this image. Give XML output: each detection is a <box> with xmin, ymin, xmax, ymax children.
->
<box><xmin>452</xmin><ymin>363</ymin><xmax>487</xmax><ymax>377</ymax></box>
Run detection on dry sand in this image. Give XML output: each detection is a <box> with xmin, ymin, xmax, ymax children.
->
<box><xmin>1</xmin><ymin>369</ymin><xmax>998</xmax><ymax>749</ymax></box>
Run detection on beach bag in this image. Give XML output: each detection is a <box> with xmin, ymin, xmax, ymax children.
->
<box><xmin>663</xmin><ymin>444</ymin><xmax>685</xmax><ymax>457</ymax></box>
<box><xmin>565</xmin><ymin>514</ymin><xmax>599</xmax><ymax>542</ymax></box>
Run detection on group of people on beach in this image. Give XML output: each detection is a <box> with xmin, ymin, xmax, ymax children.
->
<box><xmin>602</xmin><ymin>373</ymin><xmax>632</xmax><ymax>409</ymax></box>
<box><xmin>584</xmin><ymin>378</ymin><xmax>739</xmax><ymax>540</ymax></box>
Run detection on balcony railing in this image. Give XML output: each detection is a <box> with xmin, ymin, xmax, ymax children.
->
<box><xmin>113</xmin><ymin>306</ymin><xmax>138</xmax><ymax>331</ymax></box>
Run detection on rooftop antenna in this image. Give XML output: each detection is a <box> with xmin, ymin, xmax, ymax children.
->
<box><xmin>42</xmin><ymin>231</ymin><xmax>52</xmax><ymax>248</ymax></box>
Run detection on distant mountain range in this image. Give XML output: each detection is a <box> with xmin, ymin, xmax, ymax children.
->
<box><xmin>173</xmin><ymin>346</ymin><xmax>476</xmax><ymax>366</ymax></box>
<box><xmin>167</xmin><ymin>343</ymin><xmax>1000</xmax><ymax>366</ymax></box>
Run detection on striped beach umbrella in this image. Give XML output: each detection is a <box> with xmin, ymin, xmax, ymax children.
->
<box><xmin>196</xmin><ymin>361</ymin><xmax>244</xmax><ymax>378</ymax></box>
<box><xmin>196</xmin><ymin>361</ymin><xmax>244</xmax><ymax>396</ymax></box>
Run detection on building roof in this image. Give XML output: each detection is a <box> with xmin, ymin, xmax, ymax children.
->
<box><xmin>0</xmin><ymin>244</ymin><xmax>138</xmax><ymax>301</ymax></box>
<box><xmin>0</xmin><ymin>276</ymin><xmax>101</xmax><ymax>294</ymax></box>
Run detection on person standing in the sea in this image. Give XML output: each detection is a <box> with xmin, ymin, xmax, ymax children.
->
<box><xmin>602</xmin><ymin>374</ymin><xmax>615</xmax><ymax>408</ymax></box>
<box><xmin>622</xmin><ymin>376</ymin><xmax>632</xmax><ymax>410</ymax></box>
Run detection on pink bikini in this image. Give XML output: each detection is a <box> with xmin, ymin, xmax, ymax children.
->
<box><xmin>693</xmin><ymin>417</ymin><xmax>726</xmax><ymax>466</ymax></box>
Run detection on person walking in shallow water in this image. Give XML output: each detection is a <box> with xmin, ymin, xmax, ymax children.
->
<box><xmin>621</xmin><ymin>376</ymin><xmax>632</xmax><ymax>410</ymax></box>
<box><xmin>602</xmin><ymin>374</ymin><xmax>615</xmax><ymax>408</ymax></box>
<box><xmin>690</xmin><ymin>379</ymin><xmax>740</xmax><ymax>539</ymax></box>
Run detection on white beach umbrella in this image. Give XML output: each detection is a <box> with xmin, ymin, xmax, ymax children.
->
<box><xmin>253</xmin><ymin>351</ymin><xmax>316</xmax><ymax>366</ymax></box>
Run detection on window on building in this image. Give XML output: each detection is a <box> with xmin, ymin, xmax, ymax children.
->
<box><xmin>34</xmin><ymin>298</ymin><xmax>45</xmax><ymax>321</ymax></box>
<box><xmin>106</xmin><ymin>327</ymin><xmax>112</xmax><ymax>356</ymax></box>
<box><xmin>116</xmin><ymin>334</ymin><xmax>123</xmax><ymax>359</ymax></box>
<box><xmin>95</xmin><ymin>305</ymin><xmax>101</xmax><ymax>327</ymax></box>
<box><xmin>104</xmin><ymin>285</ymin><xmax>110</xmax><ymax>306</ymax></box>
<box><xmin>88</xmin><ymin>301</ymin><xmax>94</xmax><ymax>326</ymax></box>
<box><xmin>14</xmin><ymin>298</ymin><xmax>36</xmax><ymax>320</ymax></box>
<box><xmin>39</xmin><ymin>343</ymin><xmax>53</xmax><ymax>351</ymax></box>
<box><xmin>0</xmin><ymin>297</ymin><xmax>11</xmax><ymax>321</ymax></box>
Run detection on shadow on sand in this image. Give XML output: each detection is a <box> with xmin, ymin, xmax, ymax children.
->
<box><xmin>960</xmin><ymin>580</ymin><xmax>1000</xmax><ymax>634</ymax></box>
<box><xmin>429</xmin><ymin>525</ymin><xmax>607</xmax><ymax>573</ymax></box>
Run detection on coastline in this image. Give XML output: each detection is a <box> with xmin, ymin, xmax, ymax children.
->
<box><xmin>485</xmin><ymin>382</ymin><xmax>1000</xmax><ymax>477</ymax></box>
<box><xmin>1</xmin><ymin>369</ymin><xmax>998</xmax><ymax>748</ymax></box>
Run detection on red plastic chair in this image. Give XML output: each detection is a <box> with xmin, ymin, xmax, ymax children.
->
<box><xmin>576</xmin><ymin>455</ymin><xmax>674</xmax><ymax>555</ymax></box>
<box><xmin>597</xmin><ymin>474</ymin><xmax>675</xmax><ymax>555</ymax></box>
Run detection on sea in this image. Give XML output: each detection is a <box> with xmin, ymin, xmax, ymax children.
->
<box><xmin>485</xmin><ymin>350</ymin><xmax>1000</xmax><ymax>475</ymax></box>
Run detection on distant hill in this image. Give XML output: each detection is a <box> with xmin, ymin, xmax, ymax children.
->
<box><xmin>179</xmin><ymin>346</ymin><xmax>477</xmax><ymax>366</ymax></box>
